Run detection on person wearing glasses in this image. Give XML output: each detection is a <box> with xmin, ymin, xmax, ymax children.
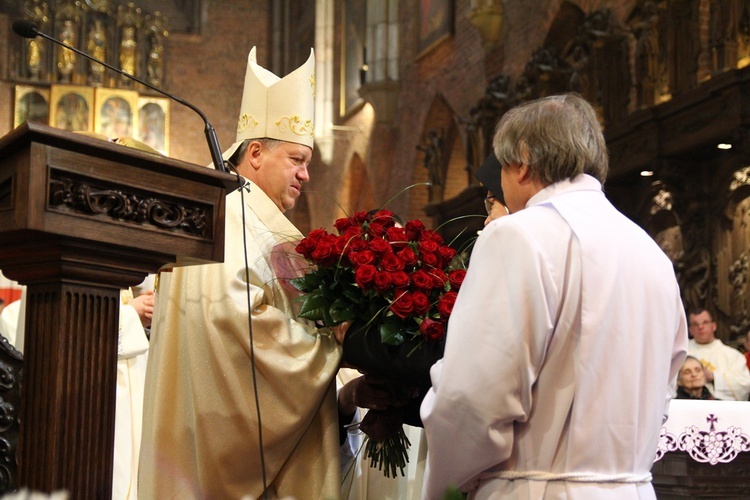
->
<box><xmin>686</xmin><ymin>308</ymin><xmax>750</xmax><ymax>400</ymax></box>
<box><xmin>420</xmin><ymin>93</ymin><xmax>687</xmax><ymax>499</ymax></box>
<box><xmin>476</xmin><ymin>152</ymin><xmax>510</xmax><ymax>225</ymax></box>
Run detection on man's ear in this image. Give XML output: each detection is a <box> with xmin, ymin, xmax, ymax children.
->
<box><xmin>246</xmin><ymin>141</ymin><xmax>263</xmax><ymax>170</ymax></box>
<box><xmin>236</xmin><ymin>140</ymin><xmax>263</xmax><ymax>177</ymax></box>
<box><xmin>516</xmin><ymin>142</ymin><xmax>532</xmax><ymax>184</ymax></box>
<box><xmin>517</xmin><ymin>162</ymin><xmax>532</xmax><ymax>184</ymax></box>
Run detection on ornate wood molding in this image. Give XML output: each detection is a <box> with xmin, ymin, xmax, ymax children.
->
<box><xmin>48</xmin><ymin>174</ymin><xmax>210</xmax><ymax>238</ymax></box>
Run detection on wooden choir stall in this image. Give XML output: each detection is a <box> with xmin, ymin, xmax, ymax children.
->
<box><xmin>0</xmin><ymin>123</ymin><xmax>236</xmax><ymax>498</ymax></box>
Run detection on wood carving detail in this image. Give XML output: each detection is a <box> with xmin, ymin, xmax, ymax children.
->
<box><xmin>0</xmin><ymin>336</ymin><xmax>23</xmax><ymax>493</ymax></box>
<box><xmin>48</xmin><ymin>175</ymin><xmax>210</xmax><ymax>238</ymax></box>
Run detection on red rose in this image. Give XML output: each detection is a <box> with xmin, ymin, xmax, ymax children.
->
<box><xmin>420</xmin><ymin>229</ymin><xmax>444</xmax><ymax>244</ymax></box>
<box><xmin>404</xmin><ymin>220</ymin><xmax>425</xmax><ymax>240</ymax></box>
<box><xmin>374</xmin><ymin>271</ymin><xmax>393</xmax><ymax>293</ymax></box>
<box><xmin>396</xmin><ymin>247</ymin><xmax>417</xmax><ymax>266</ymax></box>
<box><xmin>295</xmin><ymin>238</ymin><xmax>317</xmax><ymax>259</ymax></box>
<box><xmin>296</xmin><ymin>228</ymin><xmax>330</xmax><ymax>259</ymax></box>
<box><xmin>368</xmin><ymin>222</ymin><xmax>386</xmax><ymax>237</ymax></box>
<box><xmin>311</xmin><ymin>238</ymin><xmax>336</xmax><ymax>265</ymax></box>
<box><xmin>307</xmin><ymin>228</ymin><xmax>329</xmax><ymax>243</ymax></box>
<box><xmin>353</xmin><ymin>211</ymin><xmax>370</xmax><ymax>224</ymax></box>
<box><xmin>371</xmin><ymin>209</ymin><xmax>397</xmax><ymax>228</ymax></box>
<box><xmin>343</xmin><ymin>225</ymin><xmax>363</xmax><ymax>238</ymax></box>
<box><xmin>350</xmin><ymin>250</ymin><xmax>376</xmax><ymax>266</ymax></box>
<box><xmin>385</xmin><ymin>227</ymin><xmax>408</xmax><ymax>248</ymax></box>
<box><xmin>421</xmin><ymin>251</ymin><xmax>438</xmax><ymax>267</ymax></box>
<box><xmin>335</xmin><ymin>234</ymin><xmax>353</xmax><ymax>256</ymax></box>
<box><xmin>448</xmin><ymin>269</ymin><xmax>467</xmax><ymax>291</ymax></box>
<box><xmin>348</xmin><ymin>237</ymin><xmax>368</xmax><ymax>253</ymax></box>
<box><xmin>429</xmin><ymin>268</ymin><xmax>448</xmax><ymax>289</ymax></box>
<box><xmin>381</xmin><ymin>253</ymin><xmax>405</xmax><ymax>272</ymax></box>
<box><xmin>418</xmin><ymin>240</ymin><xmax>439</xmax><ymax>254</ymax></box>
<box><xmin>334</xmin><ymin>217</ymin><xmax>354</xmax><ymax>233</ymax></box>
<box><xmin>419</xmin><ymin>318</ymin><xmax>445</xmax><ymax>341</ymax></box>
<box><xmin>390</xmin><ymin>271</ymin><xmax>410</xmax><ymax>288</ymax></box>
<box><xmin>437</xmin><ymin>245</ymin><xmax>457</xmax><ymax>264</ymax></box>
<box><xmin>438</xmin><ymin>291</ymin><xmax>457</xmax><ymax>319</ymax></box>
<box><xmin>355</xmin><ymin>264</ymin><xmax>377</xmax><ymax>290</ymax></box>
<box><xmin>410</xmin><ymin>269</ymin><xmax>434</xmax><ymax>291</ymax></box>
<box><xmin>411</xmin><ymin>291</ymin><xmax>430</xmax><ymax>315</ymax></box>
<box><xmin>368</xmin><ymin>237</ymin><xmax>391</xmax><ymax>256</ymax></box>
<box><xmin>389</xmin><ymin>290</ymin><xmax>414</xmax><ymax>319</ymax></box>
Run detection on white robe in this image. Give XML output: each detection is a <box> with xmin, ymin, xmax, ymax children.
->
<box><xmin>139</xmin><ymin>182</ymin><xmax>342</xmax><ymax>499</ymax></box>
<box><xmin>421</xmin><ymin>175</ymin><xmax>687</xmax><ymax>499</ymax></box>
<box><xmin>114</xmin><ymin>291</ymin><xmax>150</xmax><ymax>500</ymax></box>
<box><xmin>687</xmin><ymin>339</ymin><xmax>750</xmax><ymax>401</ymax></box>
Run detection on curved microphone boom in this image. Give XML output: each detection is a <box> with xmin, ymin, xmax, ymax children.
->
<box><xmin>12</xmin><ymin>19</ymin><xmax>229</xmax><ymax>174</ymax></box>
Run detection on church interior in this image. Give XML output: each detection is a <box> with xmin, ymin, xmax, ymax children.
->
<box><xmin>2</xmin><ymin>0</ymin><xmax>750</xmax><ymax>497</ymax></box>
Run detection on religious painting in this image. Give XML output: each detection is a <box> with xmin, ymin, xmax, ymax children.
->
<box><xmin>417</xmin><ymin>0</ymin><xmax>454</xmax><ymax>58</ymax></box>
<box><xmin>49</xmin><ymin>85</ymin><xmax>94</xmax><ymax>132</ymax></box>
<box><xmin>340</xmin><ymin>0</ymin><xmax>367</xmax><ymax>117</ymax></box>
<box><xmin>14</xmin><ymin>85</ymin><xmax>49</xmax><ymax>128</ymax></box>
<box><xmin>137</xmin><ymin>96</ymin><xmax>170</xmax><ymax>155</ymax></box>
<box><xmin>95</xmin><ymin>88</ymin><xmax>138</xmax><ymax>140</ymax></box>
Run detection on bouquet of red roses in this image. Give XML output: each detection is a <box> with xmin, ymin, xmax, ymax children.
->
<box><xmin>291</xmin><ymin>209</ymin><xmax>467</xmax><ymax>477</ymax></box>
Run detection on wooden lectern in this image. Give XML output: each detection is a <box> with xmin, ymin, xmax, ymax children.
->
<box><xmin>0</xmin><ymin>123</ymin><xmax>237</xmax><ymax>498</ymax></box>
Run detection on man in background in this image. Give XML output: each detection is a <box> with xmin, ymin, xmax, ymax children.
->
<box><xmin>687</xmin><ymin>308</ymin><xmax>750</xmax><ymax>400</ymax></box>
<box><xmin>421</xmin><ymin>93</ymin><xmax>687</xmax><ymax>498</ymax></box>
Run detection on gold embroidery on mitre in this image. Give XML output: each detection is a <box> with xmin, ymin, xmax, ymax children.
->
<box><xmin>310</xmin><ymin>72</ymin><xmax>316</xmax><ymax>99</ymax></box>
<box><xmin>237</xmin><ymin>113</ymin><xmax>259</xmax><ymax>134</ymax></box>
<box><xmin>276</xmin><ymin>116</ymin><xmax>314</xmax><ymax>138</ymax></box>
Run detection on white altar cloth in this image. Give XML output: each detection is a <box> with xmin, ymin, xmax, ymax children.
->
<box><xmin>657</xmin><ymin>399</ymin><xmax>750</xmax><ymax>464</ymax></box>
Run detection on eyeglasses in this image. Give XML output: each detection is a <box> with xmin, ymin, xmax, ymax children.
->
<box><xmin>484</xmin><ymin>195</ymin><xmax>497</xmax><ymax>215</ymax></box>
<box><xmin>688</xmin><ymin>320</ymin><xmax>714</xmax><ymax>328</ymax></box>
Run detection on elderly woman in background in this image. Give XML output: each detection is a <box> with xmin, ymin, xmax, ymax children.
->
<box><xmin>676</xmin><ymin>355</ymin><xmax>714</xmax><ymax>400</ymax></box>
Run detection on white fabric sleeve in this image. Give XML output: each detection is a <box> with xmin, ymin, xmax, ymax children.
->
<box><xmin>420</xmin><ymin>219</ymin><xmax>560</xmax><ymax>498</ymax></box>
<box><xmin>713</xmin><ymin>350</ymin><xmax>750</xmax><ymax>401</ymax></box>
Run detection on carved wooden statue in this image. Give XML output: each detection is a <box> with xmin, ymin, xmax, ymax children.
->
<box><xmin>56</xmin><ymin>19</ymin><xmax>77</xmax><ymax>82</ymax></box>
<box><xmin>86</xmin><ymin>18</ymin><xmax>107</xmax><ymax>85</ymax></box>
<box><xmin>417</xmin><ymin>128</ymin><xmax>446</xmax><ymax>202</ymax></box>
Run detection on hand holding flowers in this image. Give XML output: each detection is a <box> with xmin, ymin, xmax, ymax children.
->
<box><xmin>292</xmin><ymin>209</ymin><xmax>468</xmax><ymax>477</ymax></box>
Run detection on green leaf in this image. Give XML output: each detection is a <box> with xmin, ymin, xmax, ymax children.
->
<box><xmin>341</xmin><ymin>282</ymin><xmax>361</xmax><ymax>301</ymax></box>
<box><xmin>330</xmin><ymin>298</ymin><xmax>356</xmax><ymax>323</ymax></box>
<box><xmin>297</xmin><ymin>293</ymin><xmax>331</xmax><ymax>322</ymax></box>
<box><xmin>322</xmin><ymin>305</ymin><xmax>334</xmax><ymax>326</ymax></box>
<box><xmin>290</xmin><ymin>273</ymin><xmax>321</xmax><ymax>292</ymax></box>
<box><xmin>380</xmin><ymin>317</ymin><xmax>406</xmax><ymax>345</ymax></box>
<box><xmin>289</xmin><ymin>276</ymin><xmax>309</xmax><ymax>292</ymax></box>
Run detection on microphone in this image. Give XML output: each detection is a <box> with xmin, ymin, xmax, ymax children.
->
<box><xmin>12</xmin><ymin>19</ymin><xmax>230</xmax><ymax>174</ymax></box>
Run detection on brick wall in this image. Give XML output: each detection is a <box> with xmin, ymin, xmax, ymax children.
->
<box><xmin>0</xmin><ymin>0</ymin><xmax>724</xmax><ymax>234</ymax></box>
<box><xmin>164</xmin><ymin>0</ymin><xmax>270</xmax><ymax>166</ymax></box>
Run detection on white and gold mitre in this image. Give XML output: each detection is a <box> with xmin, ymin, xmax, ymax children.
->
<box><xmin>223</xmin><ymin>46</ymin><xmax>316</xmax><ymax>160</ymax></box>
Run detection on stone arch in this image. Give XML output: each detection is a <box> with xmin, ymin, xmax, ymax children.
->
<box><xmin>543</xmin><ymin>1</ymin><xmax>586</xmax><ymax>54</ymax></box>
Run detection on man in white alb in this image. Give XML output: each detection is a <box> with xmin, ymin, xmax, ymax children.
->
<box><xmin>421</xmin><ymin>93</ymin><xmax>688</xmax><ymax>499</ymax></box>
<box><xmin>687</xmin><ymin>308</ymin><xmax>750</xmax><ymax>400</ymax></box>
